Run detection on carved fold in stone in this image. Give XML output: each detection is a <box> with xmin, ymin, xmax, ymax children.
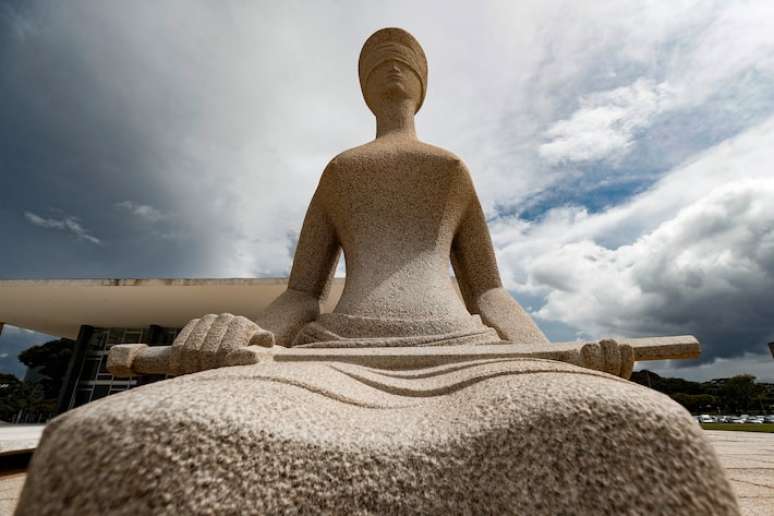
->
<box><xmin>292</xmin><ymin>312</ymin><xmax>501</xmax><ymax>348</ymax></box>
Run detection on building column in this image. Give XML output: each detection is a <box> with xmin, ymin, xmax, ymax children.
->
<box><xmin>56</xmin><ymin>325</ymin><xmax>93</xmax><ymax>414</ymax></box>
<box><xmin>147</xmin><ymin>324</ymin><xmax>163</xmax><ymax>346</ymax></box>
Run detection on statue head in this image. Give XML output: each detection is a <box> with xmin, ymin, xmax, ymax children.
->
<box><xmin>359</xmin><ymin>28</ymin><xmax>428</xmax><ymax>115</ymax></box>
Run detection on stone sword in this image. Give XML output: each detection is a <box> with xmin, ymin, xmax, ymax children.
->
<box><xmin>108</xmin><ymin>335</ymin><xmax>700</xmax><ymax>377</ymax></box>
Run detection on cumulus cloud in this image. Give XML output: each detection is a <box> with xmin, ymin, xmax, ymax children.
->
<box><xmin>536</xmin><ymin>180</ymin><xmax>773</xmax><ymax>337</ymax></box>
<box><xmin>24</xmin><ymin>211</ymin><xmax>101</xmax><ymax>245</ymax></box>
<box><xmin>494</xmin><ymin>115</ymin><xmax>774</xmax><ymax>370</ymax></box>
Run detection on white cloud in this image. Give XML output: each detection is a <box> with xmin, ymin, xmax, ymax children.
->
<box><xmin>494</xmin><ymin>115</ymin><xmax>774</xmax><ymax>364</ymax></box>
<box><xmin>539</xmin><ymin>79</ymin><xmax>676</xmax><ymax>164</ymax></box>
<box><xmin>534</xmin><ymin>179</ymin><xmax>774</xmax><ymax>335</ymax></box>
<box><xmin>536</xmin><ymin>1</ymin><xmax>774</xmax><ymax>167</ymax></box>
<box><xmin>674</xmin><ymin>2</ymin><xmax>774</xmax><ymax>105</ymax></box>
<box><xmin>115</xmin><ymin>201</ymin><xmax>165</xmax><ymax>223</ymax></box>
<box><xmin>24</xmin><ymin>211</ymin><xmax>101</xmax><ymax>245</ymax></box>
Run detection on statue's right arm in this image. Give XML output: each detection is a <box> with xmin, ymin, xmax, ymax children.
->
<box><xmin>163</xmin><ymin>166</ymin><xmax>340</xmax><ymax>375</ymax></box>
<box><xmin>254</xmin><ymin>165</ymin><xmax>340</xmax><ymax>346</ymax></box>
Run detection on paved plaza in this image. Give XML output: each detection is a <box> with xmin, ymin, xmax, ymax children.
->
<box><xmin>0</xmin><ymin>425</ymin><xmax>43</xmax><ymax>457</ymax></box>
<box><xmin>1</xmin><ymin>429</ymin><xmax>772</xmax><ymax>515</ymax></box>
<box><xmin>0</xmin><ymin>473</ymin><xmax>24</xmax><ymax>516</ymax></box>
<box><xmin>707</xmin><ymin>430</ymin><xmax>774</xmax><ymax>515</ymax></box>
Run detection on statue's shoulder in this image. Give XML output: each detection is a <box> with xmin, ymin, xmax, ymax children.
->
<box><xmin>325</xmin><ymin>144</ymin><xmax>370</xmax><ymax>168</ymax></box>
<box><xmin>413</xmin><ymin>142</ymin><xmax>469</xmax><ymax>169</ymax></box>
<box><xmin>331</xmin><ymin>140</ymin><xmax>467</xmax><ymax>164</ymax></box>
<box><xmin>321</xmin><ymin>141</ymin><xmax>471</xmax><ymax>185</ymax></box>
<box><xmin>317</xmin><ymin>147</ymin><xmax>362</xmax><ymax>187</ymax></box>
<box><xmin>412</xmin><ymin>143</ymin><xmax>476</xmax><ymax>190</ymax></box>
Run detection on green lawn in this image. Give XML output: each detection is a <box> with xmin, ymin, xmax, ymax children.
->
<box><xmin>701</xmin><ymin>423</ymin><xmax>774</xmax><ymax>433</ymax></box>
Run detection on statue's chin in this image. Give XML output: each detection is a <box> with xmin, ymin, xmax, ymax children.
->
<box><xmin>381</xmin><ymin>84</ymin><xmax>412</xmax><ymax>102</ymax></box>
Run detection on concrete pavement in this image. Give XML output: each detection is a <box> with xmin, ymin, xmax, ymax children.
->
<box><xmin>705</xmin><ymin>430</ymin><xmax>774</xmax><ymax>516</ymax></box>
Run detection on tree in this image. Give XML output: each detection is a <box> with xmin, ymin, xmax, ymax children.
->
<box><xmin>630</xmin><ymin>370</ymin><xmax>703</xmax><ymax>396</ymax></box>
<box><xmin>632</xmin><ymin>370</ymin><xmax>771</xmax><ymax>414</ymax></box>
<box><xmin>18</xmin><ymin>338</ymin><xmax>74</xmax><ymax>400</ymax></box>
<box><xmin>0</xmin><ymin>373</ymin><xmax>46</xmax><ymax>422</ymax></box>
<box><xmin>719</xmin><ymin>375</ymin><xmax>765</xmax><ymax>413</ymax></box>
<box><xmin>670</xmin><ymin>393</ymin><xmax>718</xmax><ymax>413</ymax></box>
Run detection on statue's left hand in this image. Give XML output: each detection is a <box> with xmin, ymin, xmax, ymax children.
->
<box><xmin>579</xmin><ymin>339</ymin><xmax>634</xmax><ymax>379</ymax></box>
<box><xmin>168</xmin><ymin>313</ymin><xmax>275</xmax><ymax>376</ymax></box>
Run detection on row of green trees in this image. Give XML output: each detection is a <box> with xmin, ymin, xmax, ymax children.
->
<box><xmin>631</xmin><ymin>370</ymin><xmax>773</xmax><ymax>414</ymax></box>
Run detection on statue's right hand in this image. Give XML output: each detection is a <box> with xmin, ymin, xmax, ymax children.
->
<box><xmin>168</xmin><ymin>313</ymin><xmax>274</xmax><ymax>376</ymax></box>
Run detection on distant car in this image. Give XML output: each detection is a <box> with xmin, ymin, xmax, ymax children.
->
<box><xmin>698</xmin><ymin>415</ymin><xmax>715</xmax><ymax>423</ymax></box>
<box><xmin>717</xmin><ymin>416</ymin><xmax>729</xmax><ymax>423</ymax></box>
<box><xmin>731</xmin><ymin>417</ymin><xmax>746</xmax><ymax>424</ymax></box>
<box><xmin>748</xmin><ymin>417</ymin><xmax>764</xmax><ymax>424</ymax></box>
<box><xmin>764</xmin><ymin>415</ymin><xmax>774</xmax><ymax>423</ymax></box>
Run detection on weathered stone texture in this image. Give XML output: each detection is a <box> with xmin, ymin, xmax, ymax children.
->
<box><xmin>17</xmin><ymin>361</ymin><xmax>738</xmax><ymax>515</ymax></box>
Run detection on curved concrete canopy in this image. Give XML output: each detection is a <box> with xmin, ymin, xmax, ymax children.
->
<box><xmin>0</xmin><ymin>278</ymin><xmax>345</xmax><ymax>340</ymax></box>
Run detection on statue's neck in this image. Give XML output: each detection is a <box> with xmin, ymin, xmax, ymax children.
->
<box><xmin>374</xmin><ymin>100</ymin><xmax>417</xmax><ymax>140</ymax></box>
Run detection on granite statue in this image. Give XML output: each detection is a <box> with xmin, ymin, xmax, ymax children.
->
<box><xmin>16</xmin><ymin>28</ymin><xmax>739</xmax><ymax>515</ymax></box>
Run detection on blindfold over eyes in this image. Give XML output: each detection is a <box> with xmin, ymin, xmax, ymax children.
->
<box><xmin>360</xmin><ymin>43</ymin><xmax>425</xmax><ymax>85</ymax></box>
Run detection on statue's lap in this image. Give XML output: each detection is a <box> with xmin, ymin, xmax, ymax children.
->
<box><xmin>16</xmin><ymin>358</ymin><xmax>738</xmax><ymax>515</ymax></box>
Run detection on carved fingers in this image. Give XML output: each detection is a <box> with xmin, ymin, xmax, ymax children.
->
<box><xmin>168</xmin><ymin>314</ymin><xmax>275</xmax><ymax>376</ymax></box>
<box><xmin>580</xmin><ymin>339</ymin><xmax>634</xmax><ymax>379</ymax></box>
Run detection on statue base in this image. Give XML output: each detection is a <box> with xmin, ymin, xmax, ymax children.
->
<box><xmin>16</xmin><ymin>358</ymin><xmax>737</xmax><ymax>515</ymax></box>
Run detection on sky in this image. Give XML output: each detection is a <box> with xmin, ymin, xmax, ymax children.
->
<box><xmin>1</xmin><ymin>0</ymin><xmax>773</xmax><ymax>382</ymax></box>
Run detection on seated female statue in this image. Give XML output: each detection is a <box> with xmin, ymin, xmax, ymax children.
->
<box><xmin>15</xmin><ymin>28</ymin><xmax>738</xmax><ymax>516</ymax></box>
<box><xmin>164</xmin><ymin>27</ymin><xmax>629</xmax><ymax>375</ymax></box>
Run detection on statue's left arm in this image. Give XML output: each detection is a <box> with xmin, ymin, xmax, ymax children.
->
<box><xmin>450</xmin><ymin>163</ymin><xmax>549</xmax><ymax>345</ymax></box>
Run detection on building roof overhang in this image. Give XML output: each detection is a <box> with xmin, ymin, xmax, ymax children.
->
<box><xmin>0</xmin><ymin>278</ymin><xmax>344</xmax><ymax>339</ymax></box>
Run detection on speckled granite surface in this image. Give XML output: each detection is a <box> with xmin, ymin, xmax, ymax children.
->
<box><xmin>15</xmin><ymin>360</ymin><xmax>738</xmax><ymax>515</ymax></box>
<box><xmin>8</xmin><ymin>430</ymin><xmax>770</xmax><ymax>515</ymax></box>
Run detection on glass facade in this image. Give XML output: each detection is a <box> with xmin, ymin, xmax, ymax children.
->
<box><xmin>61</xmin><ymin>325</ymin><xmax>180</xmax><ymax>411</ymax></box>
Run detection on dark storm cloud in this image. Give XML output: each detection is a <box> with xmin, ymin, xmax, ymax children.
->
<box><xmin>0</xmin><ymin>0</ymin><xmax>380</xmax><ymax>279</ymax></box>
<box><xmin>0</xmin><ymin>2</ymin><xmax>229</xmax><ymax>278</ymax></box>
